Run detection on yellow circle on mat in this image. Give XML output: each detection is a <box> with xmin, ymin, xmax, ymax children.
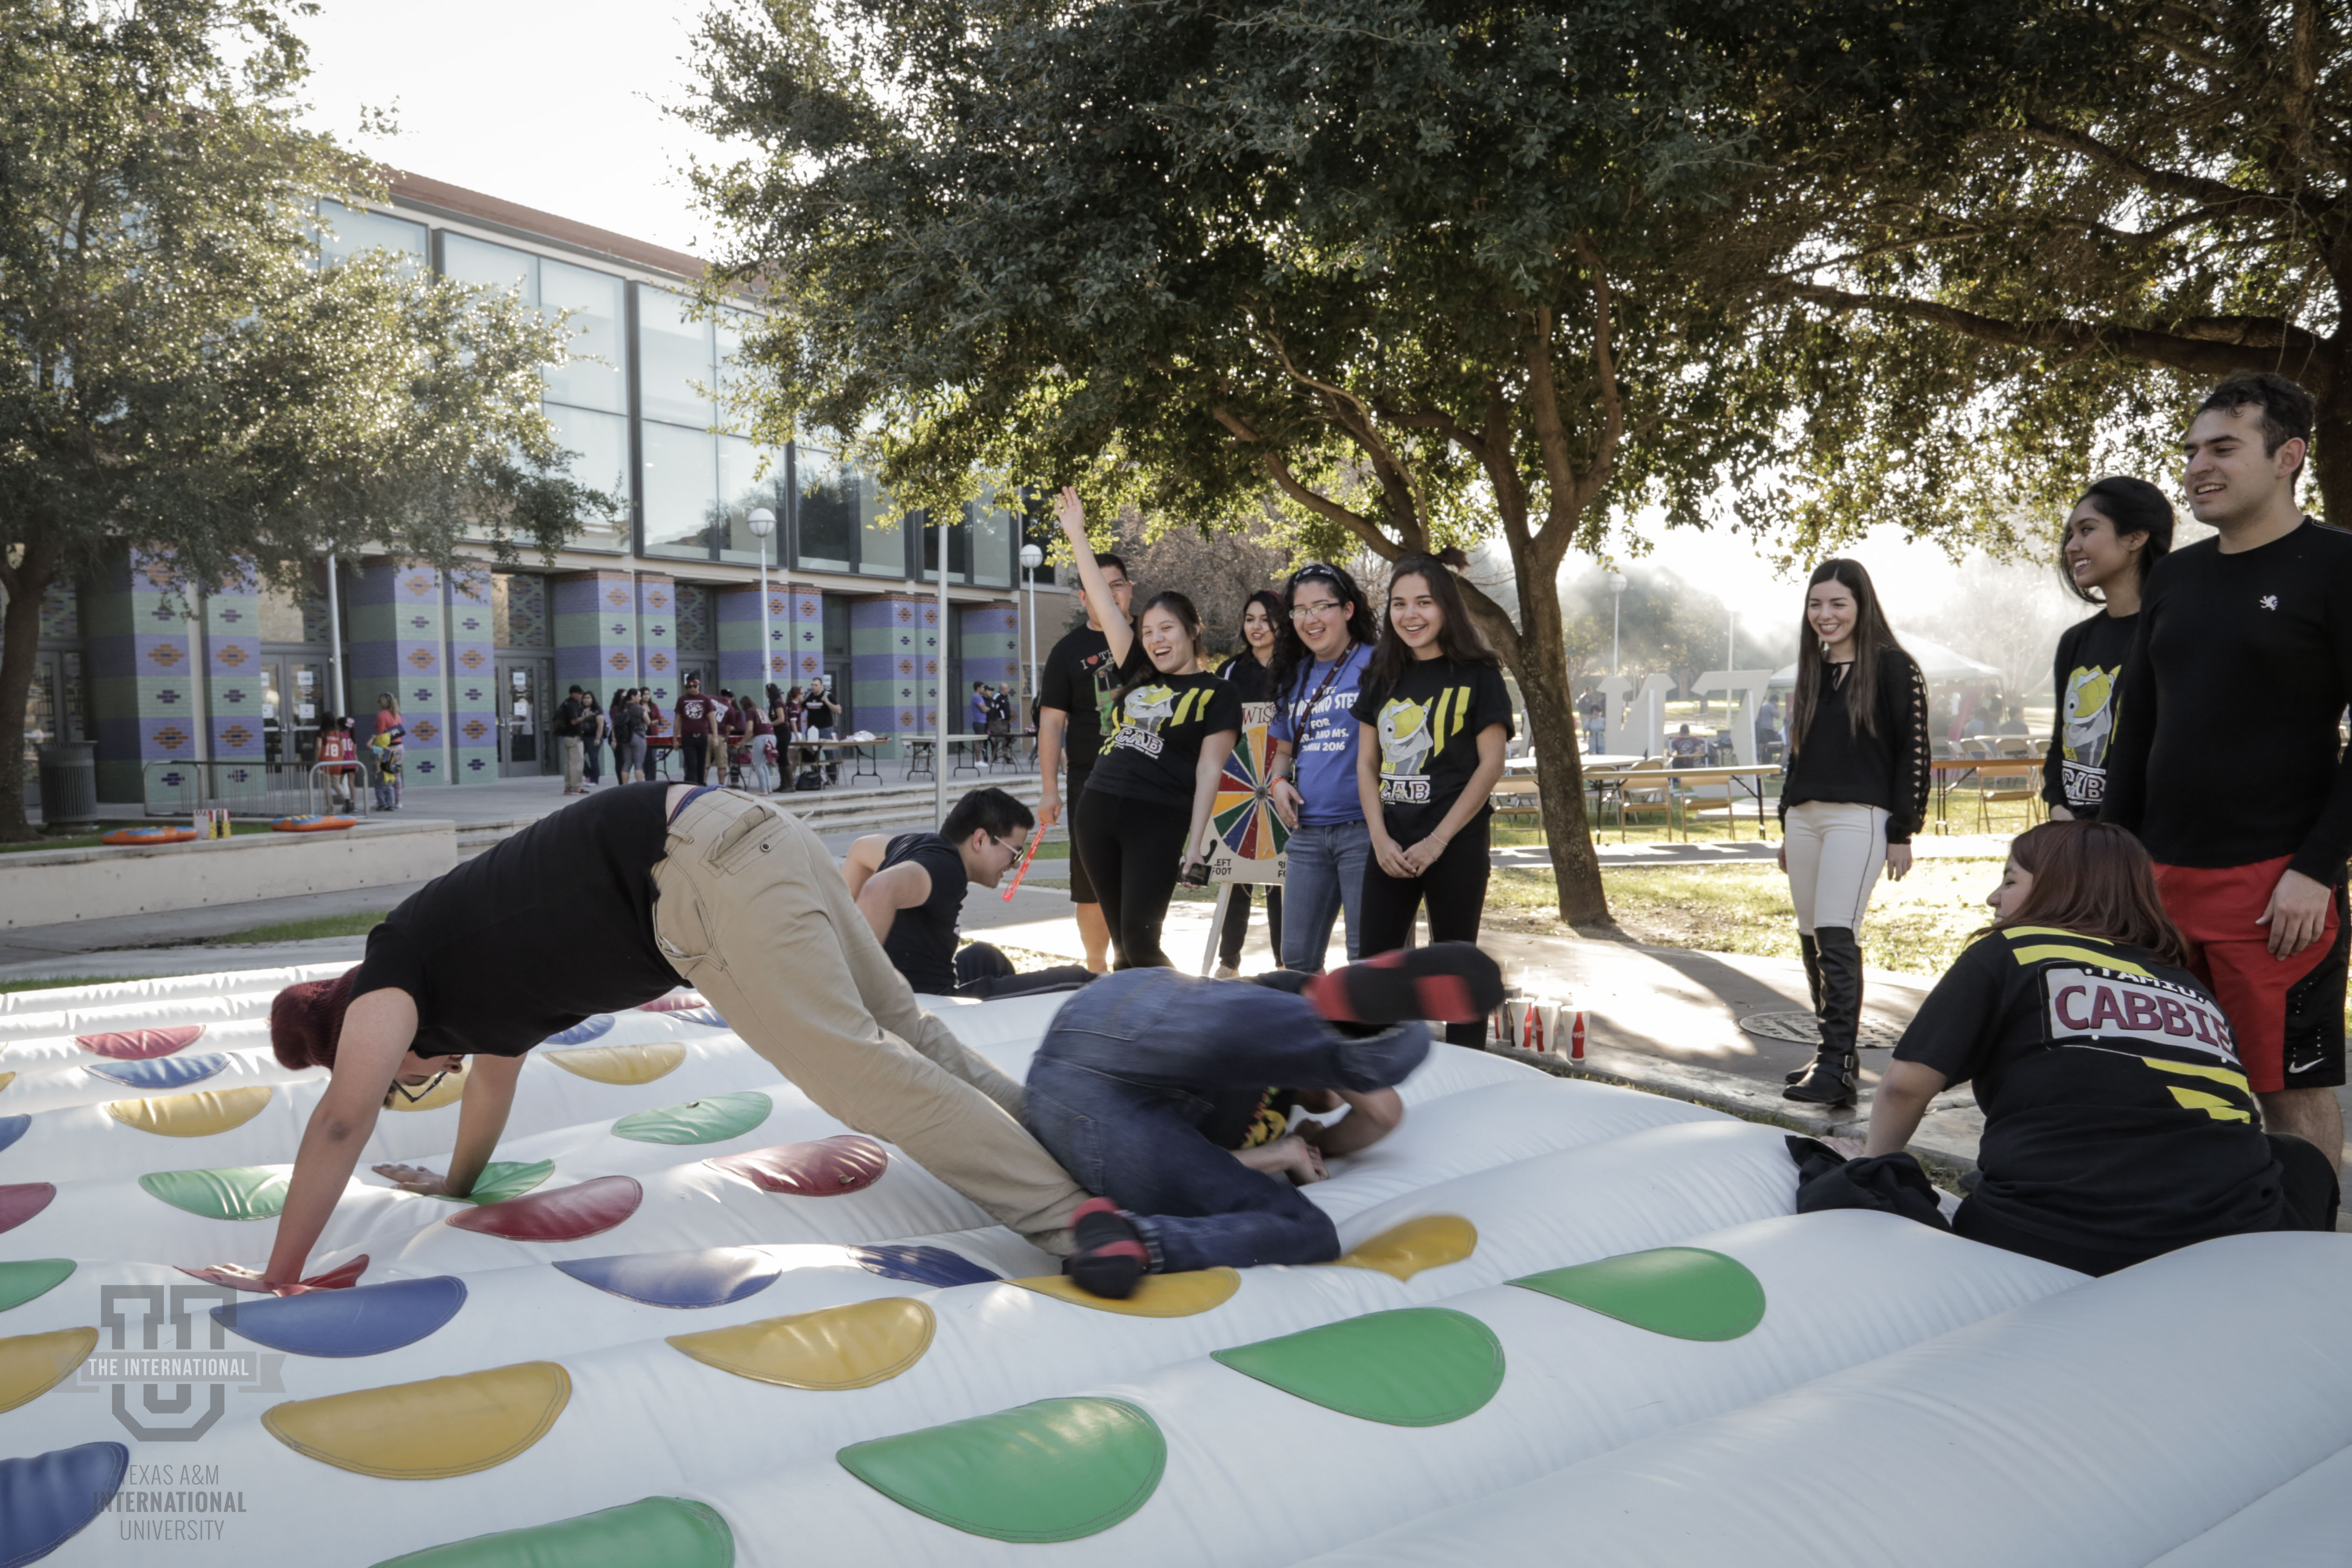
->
<box><xmin>1008</xmin><ymin>1269</ymin><xmax>1241</xmax><ymax>1317</ymax></box>
<box><xmin>104</xmin><ymin>1085</ymin><xmax>273</xmax><ymax>1138</ymax></box>
<box><xmin>0</xmin><ymin>1071</ymin><xmax>14</xmax><ymax>1096</ymax></box>
<box><xmin>543</xmin><ymin>1041</ymin><xmax>688</xmax><ymax>1085</ymax></box>
<box><xmin>262</xmin><ymin>1361</ymin><xmax>572</xmax><ymax>1479</ymax></box>
<box><xmin>668</xmin><ymin>1297</ymin><xmax>936</xmax><ymax>1389</ymax></box>
<box><xmin>0</xmin><ymin>1325</ymin><xmax>98</xmax><ymax>1414</ymax></box>
<box><xmin>1330</xmin><ymin>1215</ymin><xmax>1478</xmax><ymax>1280</ymax></box>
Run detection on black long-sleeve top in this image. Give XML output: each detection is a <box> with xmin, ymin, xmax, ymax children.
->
<box><xmin>2041</xmin><ymin>610</ymin><xmax>2138</xmax><ymax>814</ymax></box>
<box><xmin>1778</xmin><ymin>646</ymin><xmax>1932</xmax><ymax>843</ymax></box>
<box><xmin>2101</xmin><ymin>522</ymin><xmax>2352</xmax><ymax>881</ymax></box>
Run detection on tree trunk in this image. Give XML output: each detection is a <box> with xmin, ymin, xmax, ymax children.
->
<box><xmin>1493</xmin><ymin>579</ymin><xmax>1612</xmax><ymax>927</ymax></box>
<box><xmin>2312</xmin><ymin>352</ymin><xmax>2352</xmax><ymax>526</ymax></box>
<box><xmin>0</xmin><ymin>551</ymin><xmax>55</xmax><ymax>843</ymax></box>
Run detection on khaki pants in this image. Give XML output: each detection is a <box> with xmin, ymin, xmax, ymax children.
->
<box><xmin>561</xmin><ymin>736</ymin><xmax>584</xmax><ymax>791</ymax></box>
<box><xmin>650</xmin><ymin>789</ymin><xmax>1084</xmax><ymax>1252</ymax></box>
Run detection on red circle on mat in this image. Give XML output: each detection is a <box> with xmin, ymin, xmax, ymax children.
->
<box><xmin>76</xmin><ymin>1025</ymin><xmax>205</xmax><ymax>1060</ymax></box>
<box><xmin>707</xmin><ymin>1135</ymin><xmax>889</xmax><ymax>1196</ymax></box>
<box><xmin>446</xmin><ymin>1176</ymin><xmax>643</xmax><ymax>1241</ymax></box>
<box><xmin>0</xmin><ymin>1183</ymin><xmax>57</xmax><ymax>1235</ymax></box>
<box><xmin>636</xmin><ymin>994</ymin><xmax>708</xmax><ymax>1013</ymax></box>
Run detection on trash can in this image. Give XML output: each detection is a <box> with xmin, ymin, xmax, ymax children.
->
<box><xmin>35</xmin><ymin>740</ymin><xmax>98</xmax><ymax>828</ymax></box>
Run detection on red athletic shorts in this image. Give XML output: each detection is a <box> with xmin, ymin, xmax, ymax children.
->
<box><xmin>2152</xmin><ymin>856</ymin><xmax>2348</xmax><ymax>1095</ymax></box>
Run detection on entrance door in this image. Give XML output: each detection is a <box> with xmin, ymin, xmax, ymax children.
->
<box><xmin>259</xmin><ymin>659</ymin><xmax>326</xmax><ymax>767</ymax></box>
<box><xmin>498</xmin><ymin>662</ymin><xmax>549</xmax><ymax>778</ymax></box>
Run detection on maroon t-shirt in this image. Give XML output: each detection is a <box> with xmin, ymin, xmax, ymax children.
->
<box><xmin>677</xmin><ymin>693</ymin><xmax>718</xmax><ymax>735</ymax></box>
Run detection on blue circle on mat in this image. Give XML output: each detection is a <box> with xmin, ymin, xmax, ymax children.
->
<box><xmin>0</xmin><ymin>1440</ymin><xmax>128</xmax><ymax>1565</ymax></box>
<box><xmin>0</xmin><ymin>1117</ymin><xmax>24</xmax><ymax>1158</ymax></box>
<box><xmin>546</xmin><ymin>1014</ymin><xmax>617</xmax><ymax>1046</ymax></box>
<box><xmin>83</xmin><ymin>1053</ymin><xmax>230</xmax><ymax>1091</ymax></box>
<box><xmin>212</xmin><ymin>1275</ymin><xmax>466</xmax><ymax>1357</ymax></box>
<box><xmin>848</xmin><ymin>1244</ymin><xmax>1002</xmax><ymax>1288</ymax></box>
<box><xmin>555</xmin><ymin>1247</ymin><xmax>780</xmax><ymax>1308</ymax></box>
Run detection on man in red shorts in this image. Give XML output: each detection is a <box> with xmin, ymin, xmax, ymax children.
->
<box><xmin>2105</xmin><ymin>371</ymin><xmax>2349</xmax><ymax>1170</ymax></box>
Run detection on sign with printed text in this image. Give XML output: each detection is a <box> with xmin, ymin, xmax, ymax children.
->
<box><xmin>2041</xmin><ymin>967</ymin><xmax>2239</xmax><ymax>1062</ymax></box>
<box><xmin>1209</xmin><ymin>700</ymin><xmax>1287</xmax><ymax>886</ymax></box>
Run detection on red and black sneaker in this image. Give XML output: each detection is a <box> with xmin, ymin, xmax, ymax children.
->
<box><xmin>1305</xmin><ymin>943</ymin><xmax>1504</xmax><ymax>1026</ymax></box>
<box><xmin>1064</xmin><ymin>1197</ymin><xmax>1150</xmax><ymax>1299</ymax></box>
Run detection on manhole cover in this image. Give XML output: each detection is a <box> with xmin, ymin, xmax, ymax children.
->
<box><xmin>1737</xmin><ymin>1010</ymin><xmax>1908</xmax><ymax>1049</ymax></box>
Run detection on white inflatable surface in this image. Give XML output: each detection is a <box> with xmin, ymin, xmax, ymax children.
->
<box><xmin>0</xmin><ymin>966</ymin><xmax>2339</xmax><ymax>1567</ymax></box>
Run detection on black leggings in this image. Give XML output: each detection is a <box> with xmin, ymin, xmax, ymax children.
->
<box><xmin>1071</xmin><ymin>787</ymin><xmax>1192</xmax><ymax>969</ymax></box>
<box><xmin>951</xmin><ymin>941</ymin><xmax>1095</xmax><ymax>999</ymax></box>
<box><xmin>1217</xmin><ymin>883</ymin><xmax>1284</xmax><ymax>970</ymax></box>
<box><xmin>1359</xmin><ymin>814</ymin><xmax>1492</xmax><ymax>1046</ymax></box>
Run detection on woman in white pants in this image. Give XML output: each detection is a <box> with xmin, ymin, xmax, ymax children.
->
<box><xmin>1775</xmin><ymin>559</ymin><xmax>1931</xmax><ymax>1107</ymax></box>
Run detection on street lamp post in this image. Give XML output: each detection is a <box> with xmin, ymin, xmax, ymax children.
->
<box><xmin>1607</xmin><ymin>571</ymin><xmax>1629</xmax><ymax>675</ymax></box>
<box><xmin>1019</xmin><ymin>542</ymin><xmax>1043</xmax><ymax>715</ymax></box>
<box><xmin>747</xmin><ymin>507</ymin><xmax>777</xmax><ymax>706</ymax></box>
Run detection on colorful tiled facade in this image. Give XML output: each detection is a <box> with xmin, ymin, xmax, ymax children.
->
<box><xmin>850</xmin><ymin>595</ymin><xmax>943</xmax><ymax>753</ymax></box>
<box><xmin>202</xmin><ymin>566</ymin><xmax>264</xmax><ymax>770</ymax></box>
<box><xmin>554</xmin><ymin>570</ymin><xmax>639</xmax><ymax>702</ymax></box>
<box><xmin>85</xmin><ymin>548</ymin><xmax>202</xmax><ymax>803</ymax></box>
<box><xmin>958</xmin><ymin>602</ymin><xmax>1020</xmax><ymax>694</ymax></box>
<box><xmin>636</xmin><ymin>575</ymin><xmax>679</xmax><ymax>708</ymax></box>
<box><xmin>347</xmin><ymin>561</ymin><xmax>451</xmax><ymax>787</ymax></box>
<box><xmin>445</xmin><ymin>571</ymin><xmax>499</xmax><ymax>782</ymax></box>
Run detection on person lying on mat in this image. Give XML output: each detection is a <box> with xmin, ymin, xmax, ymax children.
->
<box><xmin>1864</xmin><ymin>819</ymin><xmax>2339</xmax><ymax>1277</ymax></box>
<box><xmin>840</xmin><ymin>785</ymin><xmax>1093</xmax><ymax>1000</ymax></box>
<box><xmin>1026</xmin><ymin>944</ymin><xmax>1504</xmax><ymax>1298</ymax></box>
<box><xmin>229</xmin><ymin>781</ymin><xmax>1111</xmax><ymax>1292</ymax></box>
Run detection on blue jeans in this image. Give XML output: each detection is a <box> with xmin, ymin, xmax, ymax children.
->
<box><xmin>1281</xmin><ymin>818</ymin><xmax>1372</xmax><ymax>971</ymax></box>
<box><xmin>1024</xmin><ymin>969</ymin><xmax>1430</xmax><ymax>1272</ymax></box>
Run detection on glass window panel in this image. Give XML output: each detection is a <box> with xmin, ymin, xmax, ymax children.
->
<box><xmin>491</xmin><ymin>575</ymin><xmax>550</xmax><ymax>649</ymax></box>
<box><xmin>642</xmin><ymin>420</ymin><xmax>719</xmax><ymax>560</ymax></box>
<box><xmin>972</xmin><ymin>499</ymin><xmax>1013</xmax><ymax>587</ymax></box>
<box><xmin>440</xmin><ymin>233</ymin><xmax>536</xmax><ymax>301</ymax></box>
<box><xmin>716</xmin><ymin>436</ymin><xmax>786</xmax><ymax>564</ymax></box>
<box><xmin>715</xmin><ymin>310</ymin><xmax>751</xmax><ymax>435</ymax></box>
<box><xmin>544</xmin><ymin>404</ymin><xmax>632</xmax><ymax>553</ymax></box>
<box><xmin>637</xmin><ymin>286</ymin><xmax>714</xmax><ymax>427</ymax></box>
<box><xmin>794</xmin><ymin>445</ymin><xmax>861</xmax><ymax>573</ymax></box>
<box><xmin>540</xmin><ymin>259</ymin><xmax>626</xmax><ymax>414</ymax></box>
<box><xmin>316</xmin><ymin>199</ymin><xmax>427</xmax><ymax>274</ymax></box>
<box><xmin>862</xmin><ymin>494</ymin><xmax>907</xmax><ymax>578</ymax></box>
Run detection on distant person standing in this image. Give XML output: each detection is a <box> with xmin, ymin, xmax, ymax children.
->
<box><xmin>1267</xmin><ymin>562</ymin><xmax>1378</xmax><ymax>971</ymax></box>
<box><xmin>801</xmin><ymin>678</ymin><xmax>839</xmax><ymax>784</ymax></box>
<box><xmin>1775</xmin><ymin>560</ymin><xmax>1931</xmax><ymax>1108</ymax></box>
<box><xmin>2043</xmin><ymin>478</ymin><xmax>2174</xmax><ymax>821</ymax></box>
<box><xmin>1213</xmin><ymin>589</ymin><xmax>1286</xmax><ymax>977</ymax></box>
<box><xmin>1754</xmin><ymin>695</ymin><xmax>1784</xmax><ymax>763</ymax></box>
<box><xmin>317</xmin><ymin>717</ymin><xmax>358</xmax><ymax>811</ymax></box>
<box><xmin>579</xmin><ymin>693</ymin><xmax>606</xmax><ymax>789</ymax></box>
<box><xmin>675</xmin><ymin>674</ymin><xmax>719</xmax><ymax>786</ymax></box>
<box><xmin>557</xmin><ymin>685</ymin><xmax>588</xmax><ymax>794</ymax></box>
<box><xmin>2104</xmin><ymin>372</ymin><xmax>2351</xmax><ymax>1171</ymax></box>
<box><xmin>1037</xmin><ymin>540</ymin><xmax>1141</xmax><ymax>973</ymax></box>
<box><xmin>986</xmin><ymin>682</ymin><xmax>1014</xmax><ymax>762</ymax></box>
<box><xmin>609</xmin><ymin>689</ymin><xmax>646</xmax><ymax>784</ymax></box>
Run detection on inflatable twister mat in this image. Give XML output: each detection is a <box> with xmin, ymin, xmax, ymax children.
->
<box><xmin>1</xmin><ymin>966</ymin><xmax>2348</xmax><ymax>1566</ymax></box>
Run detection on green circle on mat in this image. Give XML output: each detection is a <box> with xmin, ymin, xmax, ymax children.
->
<box><xmin>0</xmin><ymin>1259</ymin><xmax>75</xmax><ymax>1314</ymax></box>
<box><xmin>1508</xmin><ymin>1246</ymin><xmax>1766</xmax><ymax>1340</ymax></box>
<box><xmin>429</xmin><ymin>1161</ymin><xmax>557</xmax><ymax>1205</ymax></box>
<box><xmin>612</xmin><ymin>1091</ymin><xmax>773</xmax><ymax>1146</ymax></box>
<box><xmin>368</xmin><ymin>1496</ymin><xmax>734</xmax><ymax>1568</ymax></box>
<box><xmin>1211</xmin><ymin>1308</ymin><xmax>1504</xmax><ymax>1427</ymax></box>
<box><xmin>138</xmin><ymin>1166</ymin><xmax>288</xmax><ymax>1221</ymax></box>
<box><xmin>838</xmin><ymin>1397</ymin><xmax>1166</xmax><ymax>1543</ymax></box>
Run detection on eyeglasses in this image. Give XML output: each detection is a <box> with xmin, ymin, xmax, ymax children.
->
<box><xmin>991</xmin><ymin>833</ymin><xmax>1026</xmax><ymax>859</ymax></box>
<box><xmin>1291</xmin><ymin>600</ymin><xmax>1345</xmax><ymax>620</ymax></box>
<box><xmin>390</xmin><ymin>1070</ymin><xmax>450</xmax><ymax>1105</ymax></box>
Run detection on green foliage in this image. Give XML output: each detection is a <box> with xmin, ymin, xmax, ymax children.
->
<box><xmin>0</xmin><ymin>0</ymin><xmax>611</xmax><ymax>836</ymax></box>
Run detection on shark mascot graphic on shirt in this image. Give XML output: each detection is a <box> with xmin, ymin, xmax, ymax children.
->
<box><xmin>2060</xmin><ymin>664</ymin><xmax>2120</xmax><ymax>804</ymax></box>
<box><xmin>1377</xmin><ymin>698</ymin><xmax>1435</xmax><ymax>802</ymax></box>
<box><xmin>1107</xmin><ymin>684</ymin><xmax>1181</xmax><ymax>757</ymax></box>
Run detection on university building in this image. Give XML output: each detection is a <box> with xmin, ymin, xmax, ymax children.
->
<box><xmin>18</xmin><ymin>173</ymin><xmax>1067</xmax><ymax>807</ymax></box>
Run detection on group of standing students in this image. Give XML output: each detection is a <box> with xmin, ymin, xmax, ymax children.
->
<box><xmin>1037</xmin><ymin>490</ymin><xmax>1514</xmax><ymax>1046</ymax></box>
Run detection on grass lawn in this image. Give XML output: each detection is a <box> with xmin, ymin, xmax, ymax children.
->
<box><xmin>1487</xmin><ymin>858</ymin><xmax>2008</xmax><ymax>980</ymax></box>
<box><xmin>0</xmin><ymin>974</ymin><xmax>138</xmax><ymax>994</ymax></box>
<box><xmin>215</xmin><ymin>911</ymin><xmax>387</xmax><ymax>945</ymax></box>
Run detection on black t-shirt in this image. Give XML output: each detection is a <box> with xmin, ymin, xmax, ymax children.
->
<box><xmin>877</xmin><ymin>831</ymin><xmax>967</xmax><ymax>995</ymax></box>
<box><xmin>348</xmin><ymin>783</ymin><xmax>682</xmax><ymax>1056</ymax></box>
<box><xmin>1894</xmin><ymin>927</ymin><xmax>2292</xmax><ymax>1249</ymax></box>
<box><xmin>2042</xmin><ymin>611</ymin><xmax>2136</xmax><ymax>813</ymax></box>
<box><xmin>1351</xmin><ymin>657</ymin><xmax>1515</xmax><ymax>839</ymax></box>
<box><xmin>1039</xmin><ymin>625</ymin><xmax>1142</xmax><ymax>773</ymax></box>
<box><xmin>1087</xmin><ymin>671</ymin><xmax>1244</xmax><ymax>807</ymax></box>
<box><xmin>1778</xmin><ymin>646</ymin><xmax>1933</xmax><ymax>843</ymax></box>
<box><xmin>1221</xmin><ymin>653</ymin><xmax>1280</xmax><ymax>706</ymax></box>
<box><xmin>801</xmin><ymin>695</ymin><xmax>836</xmax><ymax>730</ymax></box>
<box><xmin>557</xmin><ymin>696</ymin><xmax>587</xmax><ymax>738</ymax></box>
<box><xmin>2102</xmin><ymin>522</ymin><xmax>2352</xmax><ymax>879</ymax></box>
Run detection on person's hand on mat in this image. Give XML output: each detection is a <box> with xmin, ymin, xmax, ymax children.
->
<box><xmin>1885</xmin><ymin>843</ymin><xmax>1913</xmax><ymax>882</ymax></box>
<box><xmin>372</xmin><ymin>1162</ymin><xmax>460</xmax><ymax>1197</ymax></box>
<box><xmin>1399</xmin><ymin>833</ymin><xmax>1449</xmax><ymax>876</ymax></box>
<box><xmin>2259</xmin><ymin>866</ymin><xmax>2333</xmax><ymax>957</ymax></box>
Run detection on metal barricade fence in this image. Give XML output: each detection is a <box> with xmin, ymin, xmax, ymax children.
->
<box><xmin>142</xmin><ymin>760</ymin><xmax>372</xmax><ymax>819</ymax></box>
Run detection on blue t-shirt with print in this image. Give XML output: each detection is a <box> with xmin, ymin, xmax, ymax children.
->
<box><xmin>1270</xmin><ymin>643</ymin><xmax>1373</xmax><ymax>826</ymax></box>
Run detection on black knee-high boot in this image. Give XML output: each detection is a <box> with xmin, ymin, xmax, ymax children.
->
<box><xmin>1785</xmin><ymin>932</ymin><xmax>1826</xmax><ymax>1085</ymax></box>
<box><xmin>1785</xmin><ymin>926</ymin><xmax>1860</xmax><ymax>1108</ymax></box>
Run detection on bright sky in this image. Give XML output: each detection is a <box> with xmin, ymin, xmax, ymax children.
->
<box><xmin>290</xmin><ymin>0</ymin><xmax>727</xmax><ymax>257</ymax></box>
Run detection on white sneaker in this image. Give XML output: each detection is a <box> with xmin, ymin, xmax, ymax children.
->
<box><xmin>1214</xmin><ymin>964</ymin><xmax>1240</xmax><ymax>979</ymax></box>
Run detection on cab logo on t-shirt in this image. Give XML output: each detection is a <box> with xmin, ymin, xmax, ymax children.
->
<box><xmin>2041</xmin><ymin>966</ymin><xmax>2238</xmax><ymax>1063</ymax></box>
<box><xmin>1375</xmin><ymin>698</ymin><xmax>1434</xmax><ymax>803</ymax></box>
<box><xmin>1107</xmin><ymin>684</ymin><xmax>1213</xmax><ymax>759</ymax></box>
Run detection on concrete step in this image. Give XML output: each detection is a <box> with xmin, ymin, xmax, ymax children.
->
<box><xmin>451</xmin><ymin>774</ymin><xmax>1045</xmax><ymax>856</ymax></box>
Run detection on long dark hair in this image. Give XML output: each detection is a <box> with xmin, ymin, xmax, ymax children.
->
<box><xmin>2063</xmin><ymin>476</ymin><xmax>2176</xmax><ymax>605</ymax></box>
<box><xmin>1365</xmin><ymin>550</ymin><xmax>1497</xmax><ymax>692</ymax></box>
<box><xmin>1117</xmin><ymin>590</ymin><xmax>1207</xmax><ymax>698</ymax></box>
<box><xmin>1235</xmin><ymin>589</ymin><xmax>1285</xmax><ymax>664</ymax></box>
<box><xmin>1269</xmin><ymin>561</ymin><xmax>1374</xmax><ymax>701</ymax></box>
<box><xmin>1976</xmin><ymin>819</ymin><xmax>2189</xmax><ymax>966</ymax></box>
<box><xmin>1790</xmin><ymin>558</ymin><xmax>1902</xmax><ymax>747</ymax></box>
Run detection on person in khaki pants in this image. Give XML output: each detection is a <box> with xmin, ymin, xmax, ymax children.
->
<box><xmin>244</xmin><ymin>781</ymin><xmax>1094</xmax><ymax>1292</ymax></box>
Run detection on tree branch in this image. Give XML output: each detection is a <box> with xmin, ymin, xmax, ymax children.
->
<box><xmin>2020</xmin><ymin>113</ymin><xmax>2303</xmax><ymax>217</ymax></box>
